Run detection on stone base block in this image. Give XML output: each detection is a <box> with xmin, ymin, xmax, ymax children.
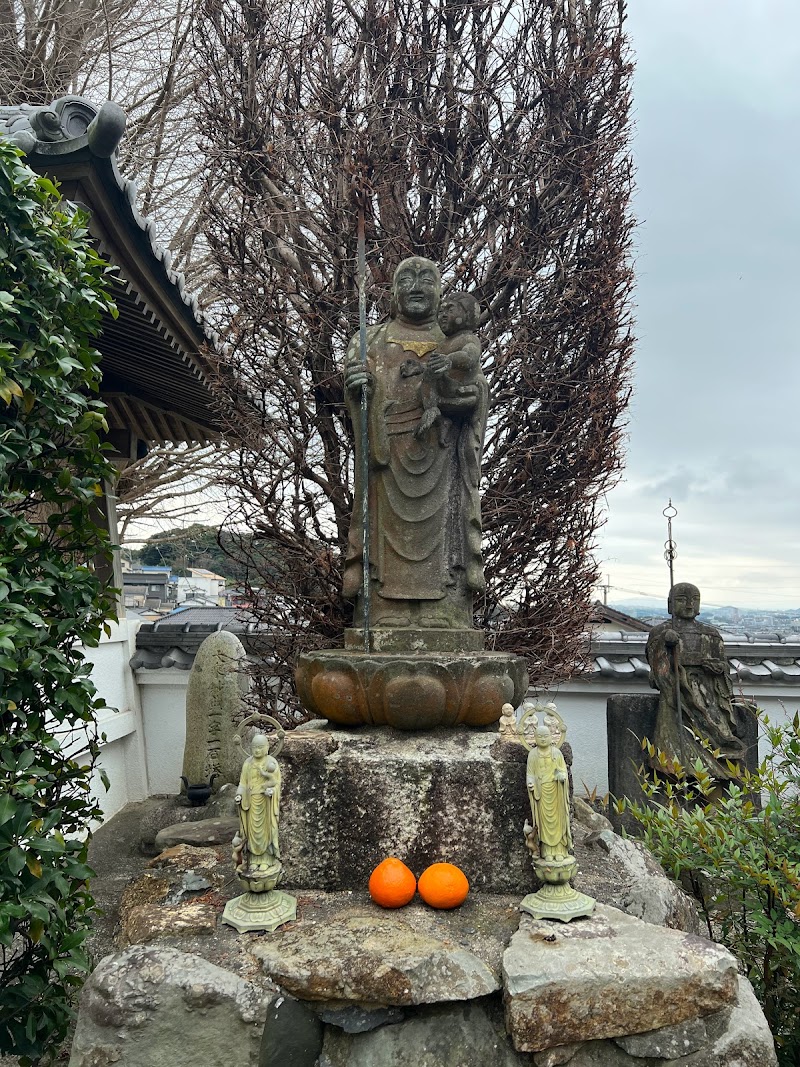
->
<box><xmin>345</xmin><ymin>626</ymin><xmax>485</xmax><ymax>653</ymax></box>
<box><xmin>295</xmin><ymin>648</ymin><xmax>528</xmax><ymax>729</ymax></box>
<box><xmin>278</xmin><ymin>724</ymin><xmax>532</xmax><ymax>893</ymax></box>
<box><xmin>503</xmin><ymin>904</ymin><xmax>739</xmax><ymax>1053</ymax></box>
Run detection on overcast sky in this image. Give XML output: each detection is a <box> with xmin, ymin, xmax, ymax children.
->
<box><xmin>596</xmin><ymin>1</ymin><xmax>800</xmax><ymax>610</ymax></box>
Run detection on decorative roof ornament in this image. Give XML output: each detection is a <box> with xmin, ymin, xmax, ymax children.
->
<box><xmin>0</xmin><ymin>95</ymin><xmax>126</xmax><ymax>158</ymax></box>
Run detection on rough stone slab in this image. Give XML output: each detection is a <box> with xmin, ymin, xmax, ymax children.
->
<box><xmin>319</xmin><ymin>999</ymin><xmax>529</xmax><ymax>1066</ymax></box>
<box><xmin>612</xmin><ymin>1014</ymin><xmax>711</xmax><ymax>1059</ymax></box>
<box><xmin>138</xmin><ymin>788</ymin><xmax>238</xmax><ymax>854</ymax></box>
<box><xmin>68</xmin><ymin>945</ymin><xmax>276</xmax><ymax>1067</ymax></box>
<box><xmin>585</xmin><ymin>831</ymin><xmax>699</xmax><ymax>934</ymax></box>
<box><xmin>259</xmin><ymin>993</ymin><xmax>324</xmax><ymax>1067</ymax></box>
<box><xmin>503</xmin><ymin>904</ymin><xmax>738</xmax><ymax>1052</ymax></box>
<box><xmin>252</xmin><ymin>893</ymin><xmax>520</xmax><ymax>1006</ymax></box>
<box><xmin>154</xmin><ymin>815</ymin><xmax>239</xmax><ymax>851</ymax></box>
<box><xmin>147</xmin><ymin>842</ymin><xmax>223</xmax><ymax>872</ymax></box>
<box><xmin>549</xmin><ymin>981</ymin><xmax>777</xmax><ymax>1067</ymax></box>
<box><xmin>121</xmin><ymin>900</ymin><xmax>218</xmax><ymax>945</ymax></box>
<box><xmin>534</xmin><ymin>1044</ymin><xmax>586</xmax><ymax>1066</ymax></box>
<box><xmin>317</xmin><ymin>1005</ymin><xmax>405</xmax><ymax>1034</ymax></box>
<box><xmin>677</xmin><ymin>977</ymin><xmax>776</xmax><ymax>1067</ymax></box>
<box><xmin>278</xmin><ymin>724</ymin><xmax>532</xmax><ymax>893</ymax></box>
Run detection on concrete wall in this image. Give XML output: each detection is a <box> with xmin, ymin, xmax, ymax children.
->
<box><xmin>135</xmin><ymin>667</ymin><xmax>190</xmax><ymax>795</ymax></box>
<box><xmin>77</xmin><ymin>618</ymin><xmax>148</xmax><ymax>822</ymax></box>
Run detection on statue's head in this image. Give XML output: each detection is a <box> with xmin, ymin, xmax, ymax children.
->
<box><xmin>251</xmin><ymin>732</ymin><xmax>270</xmax><ymax>757</ymax></box>
<box><xmin>438</xmin><ymin>292</ymin><xmax>480</xmax><ymax>336</ymax></box>
<box><xmin>535</xmin><ymin>724</ymin><xmax>553</xmax><ymax>749</ymax></box>
<box><xmin>391</xmin><ymin>257</ymin><xmax>441</xmax><ymax>323</ymax></box>
<box><xmin>668</xmin><ymin>582</ymin><xmax>701</xmax><ymax>621</ymax></box>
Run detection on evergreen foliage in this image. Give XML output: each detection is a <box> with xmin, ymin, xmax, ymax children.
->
<box><xmin>617</xmin><ymin>714</ymin><xmax>800</xmax><ymax>1065</ymax></box>
<box><xmin>0</xmin><ymin>140</ymin><xmax>117</xmax><ymax>1062</ymax></box>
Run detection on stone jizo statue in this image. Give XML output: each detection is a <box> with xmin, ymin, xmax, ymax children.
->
<box><xmin>343</xmin><ymin>257</ymin><xmax>488</xmax><ymax>631</ymax></box>
<box><xmin>646</xmin><ymin>583</ymin><xmax>748</xmax><ymax>779</ymax></box>
<box><xmin>295</xmin><ymin>258</ymin><xmax>529</xmax><ymax>730</ymax></box>
<box><xmin>526</xmin><ymin>725</ymin><xmax>572</xmax><ymax>861</ymax></box>
<box><xmin>518</xmin><ymin>707</ymin><xmax>594</xmax><ymax>923</ymax></box>
<box><xmin>222</xmin><ymin>715</ymin><xmax>296</xmax><ymax>934</ymax></box>
<box><xmin>235</xmin><ymin>732</ymin><xmax>281</xmax><ymax>874</ymax></box>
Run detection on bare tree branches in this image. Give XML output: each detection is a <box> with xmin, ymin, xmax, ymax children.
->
<box><xmin>114</xmin><ymin>442</ymin><xmax>227</xmax><ymax>542</ymax></box>
<box><xmin>197</xmin><ymin>0</ymin><xmax>635</xmax><ymax>714</ymax></box>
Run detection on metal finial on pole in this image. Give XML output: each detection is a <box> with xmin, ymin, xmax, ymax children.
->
<box><xmin>355</xmin><ymin>176</ymin><xmax>371</xmax><ymax>653</ymax></box>
<box><xmin>662</xmin><ymin>499</ymin><xmax>685</xmax><ymax>767</ymax></box>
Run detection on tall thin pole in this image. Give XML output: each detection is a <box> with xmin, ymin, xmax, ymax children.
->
<box><xmin>663</xmin><ymin>500</ymin><xmax>685</xmax><ymax>767</ymax></box>
<box><xmin>357</xmin><ymin>203</ymin><xmax>371</xmax><ymax>652</ymax></box>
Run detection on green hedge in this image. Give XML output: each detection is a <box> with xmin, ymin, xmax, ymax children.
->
<box><xmin>0</xmin><ymin>139</ymin><xmax>117</xmax><ymax>1062</ymax></box>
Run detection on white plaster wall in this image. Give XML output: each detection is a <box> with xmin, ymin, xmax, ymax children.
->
<box><xmin>75</xmin><ymin>618</ymin><xmax>148</xmax><ymax>822</ymax></box>
<box><xmin>135</xmin><ymin>668</ymin><xmax>191</xmax><ymax>795</ymax></box>
<box><xmin>529</xmin><ymin>681</ymin><xmax>614</xmax><ymax>796</ymax></box>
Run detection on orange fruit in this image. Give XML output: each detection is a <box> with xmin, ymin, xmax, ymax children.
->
<box><xmin>417</xmin><ymin>863</ymin><xmax>469</xmax><ymax>909</ymax></box>
<box><xmin>368</xmin><ymin>857</ymin><xmax>417</xmax><ymax>908</ymax></box>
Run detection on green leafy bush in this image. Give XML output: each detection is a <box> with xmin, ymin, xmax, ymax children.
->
<box><xmin>0</xmin><ymin>140</ymin><xmax>117</xmax><ymax>1062</ymax></box>
<box><xmin>616</xmin><ymin>712</ymin><xmax>800</xmax><ymax>1065</ymax></box>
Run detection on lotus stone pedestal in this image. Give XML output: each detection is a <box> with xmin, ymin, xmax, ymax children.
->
<box><xmin>295</xmin><ymin>628</ymin><xmax>528</xmax><ymax>730</ymax></box>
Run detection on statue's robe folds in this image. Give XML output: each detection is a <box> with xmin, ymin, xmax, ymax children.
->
<box><xmin>527</xmin><ymin>745</ymin><xmax>572</xmax><ymax>860</ymax></box>
<box><xmin>237</xmin><ymin>756</ymin><xmax>281</xmax><ymax>869</ymax></box>
<box><xmin>646</xmin><ymin>620</ymin><xmax>748</xmax><ymax>778</ymax></box>
<box><xmin>343</xmin><ymin>320</ymin><xmax>487</xmax><ymax>628</ymax></box>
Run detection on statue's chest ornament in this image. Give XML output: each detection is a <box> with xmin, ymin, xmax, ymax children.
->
<box><xmin>385</xmin><ymin>325</ymin><xmax>439</xmax><ymax>359</ymax></box>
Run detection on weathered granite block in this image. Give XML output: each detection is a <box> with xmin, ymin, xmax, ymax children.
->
<box><xmin>606</xmin><ymin>693</ymin><xmax>659</xmax><ymax>834</ymax></box>
<box><xmin>503</xmin><ymin>904</ymin><xmax>738</xmax><ymax>1053</ymax></box>
<box><xmin>251</xmin><ymin>894</ymin><xmax>519</xmax><ymax>1006</ymax></box>
<box><xmin>319</xmin><ymin>998</ymin><xmax>529</xmax><ymax>1066</ymax></box>
<box><xmin>68</xmin><ymin>945</ymin><xmax>275</xmax><ymax>1067</ymax></box>
<box><xmin>277</xmin><ymin>723</ymin><xmax>531</xmax><ymax>893</ymax></box>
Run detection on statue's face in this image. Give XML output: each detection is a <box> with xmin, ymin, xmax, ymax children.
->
<box><xmin>252</xmin><ymin>738</ymin><xmax>269</xmax><ymax>758</ymax></box>
<box><xmin>669</xmin><ymin>584</ymin><xmax>700</xmax><ymax>621</ymax></box>
<box><xmin>535</xmin><ymin>725</ymin><xmax>552</xmax><ymax>749</ymax></box>
<box><xmin>393</xmin><ymin>259</ymin><xmax>440</xmax><ymax>323</ymax></box>
<box><xmin>438</xmin><ymin>298</ymin><xmax>463</xmax><ymax>335</ymax></box>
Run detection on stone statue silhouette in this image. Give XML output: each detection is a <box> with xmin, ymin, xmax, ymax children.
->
<box><xmin>342</xmin><ymin>257</ymin><xmax>487</xmax><ymax>632</ymax></box>
<box><xmin>646</xmin><ymin>583</ymin><xmax>749</xmax><ymax>778</ymax></box>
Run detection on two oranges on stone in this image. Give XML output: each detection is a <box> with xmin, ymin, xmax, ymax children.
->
<box><xmin>368</xmin><ymin>857</ymin><xmax>469</xmax><ymax>910</ymax></box>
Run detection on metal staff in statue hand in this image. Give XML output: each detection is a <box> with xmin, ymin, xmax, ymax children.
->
<box><xmin>347</xmin><ymin>155</ymin><xmax>372</xmax><ymax>652</ymax></box>
<box><xmin>663</xmin><ymin>500</ymin><xmax>686</xmax><ymax>767</ymax></box>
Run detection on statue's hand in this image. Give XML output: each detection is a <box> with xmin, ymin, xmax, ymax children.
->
<box><xmin>555</xmin><ymin>770</ymin><xmax>567</xmax><ymax>783</ymax></box>
<box><xmin>427</xmin><ymin>353</ymin><xmax>452</xmax><ymax>377</ymax></box>
<box><xmin>664</xmin><ymin>629</ymin><xmax>680</xmax><ymax>648</ymax></box>
<box><xmin>235</xmin><ymin>793</ymin><xmax>242</xmax><ymax>805</ymax></box>
<box><xmin>345</xmin><ymin>366</ymin><xmax>374</xmax><ymax>395</ymax></box>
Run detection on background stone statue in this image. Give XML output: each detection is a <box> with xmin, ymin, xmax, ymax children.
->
<box><xmin>646</xmin><ymin>582</ymin><xmax>749</xmax><ymax>778</ymax></box>
<box><xmin>181</xmin><ymin>630</ymin><xmax>249</xmax><ymax>793</ymax></box>
<box><xmin>343</xmin><ymin>257</ymin><xmax>488</xmax><ymax>632</ymax></box>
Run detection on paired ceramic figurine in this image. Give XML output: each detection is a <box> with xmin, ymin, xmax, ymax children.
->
<box><xmin>502</xmin><ymin>701</ymin><xmax>595</xmax><ymax>922</ymax></box>
<box><xmin>222</xmin><ymin>715</ymin><xmax>297</xmax><ymax>933</ymax></box>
